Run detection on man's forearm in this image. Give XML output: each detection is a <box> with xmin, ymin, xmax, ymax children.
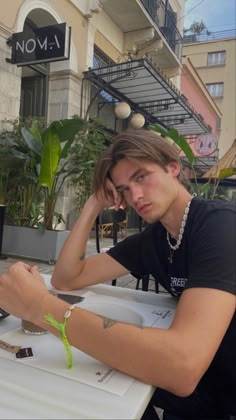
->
<box><xmin>52</xmin><ymin>195</ymin><xmax>102</xmax><ymax>289</ymax></box>
<box><xmin>35</xmin><ymin>293</ymin><xmax>193</xmax><ymax>397</ymax></box>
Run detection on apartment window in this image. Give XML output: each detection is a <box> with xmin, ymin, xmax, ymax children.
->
<box><xmin>206</xmin><ymin>83</ymin><xmax>224</xmax><ymax>97</ymax></box>
<box><xmin>93</xmin><ymin>46</ymin><xmax>115</xmax><ymax>103</ymax></box>
<box><xmin>93</xmin><ymin>46</ymin><xmax>114</xmax><ymax>68</ymax></box>
<box><xmin>207</xmin><ymin>51</ymin><xmax>225</xmax><ymax>66</ymax></box>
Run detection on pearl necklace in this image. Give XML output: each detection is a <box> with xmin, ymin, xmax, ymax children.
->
<box><xmin>167</xmin><ymin>197</ymin><xmax>193</xmax><ymax>263</ymax></box>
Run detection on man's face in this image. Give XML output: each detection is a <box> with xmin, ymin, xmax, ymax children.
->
<box><xmin>110</xmin><ymin>158</ymin><xmax>180</xmax><ymax>224</ymax></box>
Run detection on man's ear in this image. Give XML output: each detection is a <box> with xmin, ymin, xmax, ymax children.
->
<box><xmin>166</xmin><ymin>161</ymin><xmax>180</xmax><ymax>177</ymax></box>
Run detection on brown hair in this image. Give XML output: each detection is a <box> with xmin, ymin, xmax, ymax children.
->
<box><xmin>94</xmin><ymin>129</ymin><xmax>190</xmax><ymax>193</ymax></box>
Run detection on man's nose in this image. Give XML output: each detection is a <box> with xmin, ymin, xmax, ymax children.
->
<box><xmin>129</xmin><ymin>184</ymin><xmax>143</xmax><ymax>204</ymax></box>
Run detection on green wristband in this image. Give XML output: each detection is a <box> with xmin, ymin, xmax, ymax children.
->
<box><xmin>44</xmin><ymin>304</ymin><xmax>76</xmax><ymax>369</ymax></box>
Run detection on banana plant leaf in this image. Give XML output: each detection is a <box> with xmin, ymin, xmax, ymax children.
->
<box><xmin>30</xmin><ymin>120</ymin><xmax>43</xmax><ymax>144</ymax></box>
<box><xmin>49</xmin><ymin>118</ymin><xmax>86</xmax><ymax>158</ymax></box>
<box><xmin>39</xmin><ymin>127</ymin><xmax>61</xmax><ymax>192</ymax></box>
<box><xmin>148</xmin><ymin>124</ymin><xmax>168</xmax><ymax>137</ymax></box>
<box><xmin>166</xmin><ymin>128</ymin><xmax>196</xmax><ymax>165</ymax></box>
<box><xmin>148</xmin><ymin>124</ymin><xmax>196</xmax><ymax>165</ymax></box>
<box><xmin>21</xmin><ymin>127</ymin><xmax>42</xmax><ymax>156</ymax></box>
<box><xmin>18</xmin><ymin>117</ymin><xmax>90</xmax><ymax>229</ymax></box>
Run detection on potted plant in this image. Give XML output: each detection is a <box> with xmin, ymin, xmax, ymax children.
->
<box><xmin>2</xmin><ymin>116</ymin><xmax>90</xmax><ymax>263</ymax></box>
<box><xmin>0</xmin><ymin>130</ymin><xmax>30</xmax><ymax>258</ymax></box>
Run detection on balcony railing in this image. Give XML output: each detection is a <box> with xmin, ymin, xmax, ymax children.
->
<box><xmin>183</xmin><ymin>29</ymin><xmax>236</xmax><ymax>44</ymax></box>
<box><xmin>140</xmin><ymin>0</ymin><xmax>183</xmax><ymax>60</ymax></box>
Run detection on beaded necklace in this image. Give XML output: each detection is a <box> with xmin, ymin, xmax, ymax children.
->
<box><xmin>167</xmin><ymin>197</ymin><xmax>193</xmax><ymax>263</ymax></box>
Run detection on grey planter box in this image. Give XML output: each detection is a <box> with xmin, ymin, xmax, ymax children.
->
<box><xmin>2</xmin><ymin>225</ymin><xmax>70</xmax><ymax>263</ymax></box>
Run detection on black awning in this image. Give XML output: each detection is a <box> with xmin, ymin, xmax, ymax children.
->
<box><xmin>83</xmin><ymin>58</ymin><xmax>211</xmax><ymax>136</ymax></box>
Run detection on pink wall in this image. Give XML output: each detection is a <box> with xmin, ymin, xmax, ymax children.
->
<box><xmin>180</xmin><ymin>71</ymin><xmax>217</xmax><ymax>135</ymax></box>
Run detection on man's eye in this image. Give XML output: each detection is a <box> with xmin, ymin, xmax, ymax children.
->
<box><xmin>117</xmin><ymin>187</ymin><xmax>129</xmax><ymax>195</ymax></box>
<box><xmin>122</xmin><ymin>187</ymin><xmax>130</xmax><ymax>195</ymax></box>
<box><xmin>136</xmin><ymin>174</ymin><xmax>145</xmax><ymax>182</ymax></box>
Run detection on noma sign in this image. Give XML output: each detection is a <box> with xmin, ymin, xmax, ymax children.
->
<box><xmin>10</xmin><ymin>23</ymin><xmax>71</xmax><ymax>66</ymax></box>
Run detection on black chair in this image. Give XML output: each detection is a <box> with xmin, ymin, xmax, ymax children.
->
<box><xmin>95</xmin><ymin>210</ymin><xmax>159</xmax><ymax>292</ymax></box>
<box><xmin>95</xmin><ymin>208</ymin><xmax>127</xmax><ymax>286</ymax></box>
<box><xmin>135</xmin><ymin>273</ymin><xmax>159</xmax><ymax>293</ymax></box>
<box><xmin>134</xmin><ymin>216</ymin><xmax>159</xmax><ymax>293</ymax></box>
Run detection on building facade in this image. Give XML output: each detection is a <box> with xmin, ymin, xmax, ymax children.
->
<box><xmin>0</xmin><ymin>0</ymin><xmax>97</xmax><ymax>127</ymax></box>
<box><xmin>0</xmin><ymin>0</ymin><xmax>221</xmax><ymax>226</ymax></box>
<box><xmin>183</xmin><ymin>30</ymin><xmax>236</xmax><ymax>157</ymax></box>
<box><xmin>0</xmin><ymin>0</ymin><xmax>187</xmax><ymax>128</ymax></box>
<box><xmin>180</xmin><ymin>57</ymin><xmax>222</xmax><ymax>174</ymax></box>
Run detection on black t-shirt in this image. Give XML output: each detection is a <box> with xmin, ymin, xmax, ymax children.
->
<box><xmin>107</xmin><ymin>198</ymin><xmax>236</xmax><ymax>412</ymax></box>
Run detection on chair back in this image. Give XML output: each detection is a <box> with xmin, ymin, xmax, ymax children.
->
<box><xmin>95</xmin><ymin>208</ymin><xmax>127</xmax><ymax>253</ymax></box>
<box><xmin>95</xmin><ymin>210</ymin><xmax>159</xmax><ymax>292</ymax></box>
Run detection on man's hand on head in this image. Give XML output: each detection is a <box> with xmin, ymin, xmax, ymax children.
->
<box><xmin>94</xmin><ymin>179</ymin><xmax>125</xmax><ymax>211</ymax></box>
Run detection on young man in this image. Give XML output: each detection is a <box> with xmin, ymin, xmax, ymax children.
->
<box><xmin>0</xmin><ymin>130</ymin><xmax>235</xmax><ymax>419</ymax></box>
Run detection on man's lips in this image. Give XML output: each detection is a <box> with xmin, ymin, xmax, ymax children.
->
<box><xmin>137</xmin><ymin>203</ymin><xmax>151</xmax><ymax>215</ymax></box>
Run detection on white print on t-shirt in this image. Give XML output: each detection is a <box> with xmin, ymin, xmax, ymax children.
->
<box><xmin>170</xmin><ymin>277</ymin><xmax>188</xmax><ymax>288</ymax></box>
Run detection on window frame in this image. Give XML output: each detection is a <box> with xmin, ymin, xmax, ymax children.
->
<box><xmin>206</xmin><ymin>82</ymin><xmax>224</xmax><ymax>98</ymax></box>
<box><xmin>207</xmin><ymin>51</ymin><xmax>226</xmax><ymax>66</ymax></box>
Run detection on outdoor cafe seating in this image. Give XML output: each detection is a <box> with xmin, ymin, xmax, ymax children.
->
<box><xmin>98</xmin><ymin>208</ymin><xmax>128</xmax><ymax>240</ymax></box>
<box><xmin>95</xmin><ymin>208</ymin><xmax>159</xmax><ymax>293</ymax></box>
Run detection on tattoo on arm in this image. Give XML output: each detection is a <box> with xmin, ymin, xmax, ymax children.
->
<box><xmin>80</xmin><ymin>253</ymin><xmax>85</xmax><ymax>261</ymax></box>
<box><xmin>100</xmin><ymin>316</ymin><xmax>118</xmax><ymax>328</ymax></box>
<box><xmin>99</xmin><ymin>315</ymin><xmax>144</xmax><ymax>329</ymax></box>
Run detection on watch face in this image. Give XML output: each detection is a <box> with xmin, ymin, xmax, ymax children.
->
<box><xmin>195</xmin><ymin>134</ymin><xmax>217</xmax><ymax>156</ymax></box>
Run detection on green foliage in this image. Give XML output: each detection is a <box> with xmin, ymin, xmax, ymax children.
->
<box><xmin>218</xmin><ymin>168</ymin><xmax>236</xmax><ymax>180</ymax></box>
<box><xmin>20</xmin><ymin>117</ymin><xmax>87</xmax><ymax>230</ymax></box>
<box><xmin>68</xmin><ymin>119</ymin><xmax>111</xmax><ymax>211</ymax></box>
<box><xmin>190</xmin><ymin>164</ymin><xmax>236</xmax><ymax>201</ymax></box>
<box><xmin>1</xmin><ymin>116</ymin><xmax>109</xmax><ymax>230</ymax></box>
<box><xmin>0</xmin><ymin>127</ymin><xmax>42</xmax><ymax>225</ymax></box>
<box><xmin>148</xmin><ymin>124</ymin><xmax>196</xmax><ymax>164</ymax></box>
<box><xmin>190</xmin><ymin>178</ymin><xmax>233</xmax><ymax>201</ymax></box>
<box><xmin>184</xmin><ymin>20</ymin><xmax>208</xmax><ymax>35</ymax></box>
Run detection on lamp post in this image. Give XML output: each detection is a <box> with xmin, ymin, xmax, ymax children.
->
<box><xmin>114</xmin><ymin>102</ymin><xmax>131</xmax><ymax>119</ymax></box>
<box><xmin>130</xmin><ymin>113</ymin><xmax>145</xmax><ymax>129</ymax></box>
<box><xmin>114</xmin><ymin>102</ymin><xmax>145</xmax><ymax>129</ymax></box>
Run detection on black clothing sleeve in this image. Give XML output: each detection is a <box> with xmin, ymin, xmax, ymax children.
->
<box><xmin>186</xmin><ymin>207</ymin><xmax>236</xmax><ymax>294</ymax></box>
<box><xmin>107</xmin><ymin>229</ymin><xmax>151</xmax><ymax>277</ymax></box>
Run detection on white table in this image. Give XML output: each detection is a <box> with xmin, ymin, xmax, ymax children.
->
<box><xmin>0</xmin><ymin>275</ymin><xmax>176</xmax><ymax>419</ymax></box>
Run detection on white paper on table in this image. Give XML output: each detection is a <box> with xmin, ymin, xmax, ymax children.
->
<box><xmin>0</xmin><ymin>294</ymin><xmax>175</xmax><ymax>396</ymax></box>
<box><xmin>78</xmin><ymin>292</ymin><xmax>175</xmax><ymax>329</ymax></box>
<box><xmin>0</xmin><ymin>328</ymin><xmax>134</xmax><ymax>396</ymax></box>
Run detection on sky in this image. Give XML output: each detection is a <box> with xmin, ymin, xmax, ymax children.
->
<box><xmin>183</xmin><ymin>0</ymin><xmax>236</xmax><ymax>32</ymax></box>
